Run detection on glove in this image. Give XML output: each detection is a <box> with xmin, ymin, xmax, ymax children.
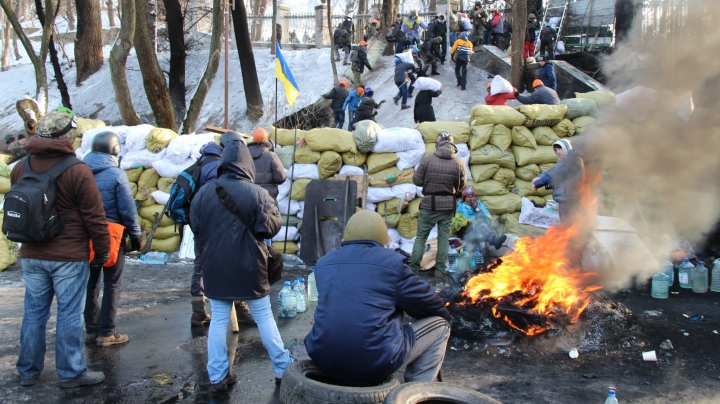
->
<box><xmin>514</xmin><ymin>91</ymin><xmax>520</xmax><ymax>97</ymax></box>
<box><xmin>90</xmin><ymin>253</ymin><xmax>109</xmax><ymax>267</ymax></box>
<box><xmin>130</xmin><ymin>237</ymin><xmax>142</xmax><ymax>252</ymax></box>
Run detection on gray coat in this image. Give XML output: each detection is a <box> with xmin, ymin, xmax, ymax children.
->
<box><xmin>516</xmin><ymin>85</ymin><xmax>561</xmax><ymax>105</ymax></box>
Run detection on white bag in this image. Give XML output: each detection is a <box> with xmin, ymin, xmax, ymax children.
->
<box><xmin>388</xmin><ymin>228</ymin><xmax>401</xmax><ymax>244</ymax></box>
<box><xmin>518</xmin><ymin>197</ymin><xmax>559</xmax><ymax>229</ymax></box>
<box><xmin>178</xmin><ymin>225</ymin><xmax>195</xmax><ymax>260</ymax></box>
<box><xmin>165</xmin><ymin>134</ymin><xmax>206</xmax><ymax>165</ymax></box>
<box><xmin>416</xmin><ymin>187</ymin><xmax>424</xmax><ymax>197</ymax></box>
<box><xmin>367</xmin><ymin>187</ymin><xmax>395</xmax><ymax>203</ymax></box>
<box><xmin>413</xmin><ymin>77</ymin><xmax>442</xmax><ymax>92</ymax></box>
<box><xmin>81</xmin><ymin>127</ymin><xmax>112</xmax><ymax>153</ymax></box>
<box><xmin>395</xmin><ymin>140</ymin><xmax>426</xmax><ymax>170</ymax></box>
<box><xmin>372</xmin><ymin>127</ymin><xmax>424</xmax><ymax>153</ymax></box>
<box><xmin>455</xmin><ymin>143</ymin><xmax>472</xmax><ymax>180</ymax></box>
<box><xmin>365</xmin><ymin>202</ymin><xmax>376</xmax><ymax>211</ymax></box>
<box><xmin>189</xmin><ymin>134</ymin><xmax>219</xmax><ymax>160</ymax></box>
<box><xmin>297</xmin><ymin>201</ymin><xmax>306</xmax><ymax>219</ymax></box>
<box><xmin>278</xmin><ymin>196</ymin><xmax>301</xmax><ymax>216</ymax></box>
<box><xmin>490</xmin><ymin>75</ymin><xmax>514</xmax><ymax>96</ymax></box>
<box><xmin>151</xmin><ymin>190</ymin><xmax>171</xmax><ymax>205</ymax></box>
<box><xmin>556</xmin><ymin>40</ymin><xmax>565</xmax><ymax>54</ymax></box>
<box><xmin>273</xmin><ymin>226</ymin><xmax>300</xmax><ymax>242</ymax></box>
<box><xmin>395</xmin><ymin>50</ymin><xmax>415</xmax><ymax>66</ymax></box>
<box><xmin>339</xmin><ymin>165</ymin><xmax>365</xmax><ymax>175</ymax></box>
<box><xmin>278</xmin><ymin>178</ymin><xmax>292</xmax><ymax>199</ymax></box>
<box><xmin>121</xmin><ymin>148</ymin><xmax>167</xmax><ymax>169</ymax></box>
<box><xmin>124</xmin><ymin>124</ymin><xmax>156</xmax><ymax>152</ymax></box>
<box><xmin>152</xmin><ymin>157</ymin><xmax>195</xmax><ymax>178</ymax></box>
<box><xmin>290</xmin><ymin>164</ymin><xmax>320</xmax><ymax>180</ymax></box>
<box><xmin>391</xmin><ymin>183</ymin><xmax>417</xmax><ymax>201</ymax></box>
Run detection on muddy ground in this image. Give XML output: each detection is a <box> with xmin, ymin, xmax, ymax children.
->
<box><xmin>0</xmin><ymin>260</ymin><xmax>719</xmax><ymax>404</ymax></box>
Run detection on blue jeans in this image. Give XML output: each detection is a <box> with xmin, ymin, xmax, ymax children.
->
<box><xmin>455</xmin><ymin>60</ymin><xmax>468</xmax><ymax>87</ymax></box>
<box><xmin>347</xmin><ymin>110</ymin><xmax>355</xmax><ymax>130</ymax></box>
<box><xmin>17</xmin><ymin>259</ymin><xmax>90</xmax><ymax>381</ymax></box>
<box><xmin>395</xmin><ymin>42</ymin><xmax>406</xmax><ymax>54</ymax></box>
<box><xmin>207</xmin><ymin>296</ymin><xmax>290</xmax><ymax>383</ymax></box>
<box><xmin>396</xmin><ymin>82</ymin><xmax>409</xmax><ymax>106</ymax></box>
<box><xmin>449</xmin><ymin>31</ymin><xmax>457</xmax><ymax>46</ymax></box>
<box><xmin>332</xmin><ymin>108</ymin><xmax>345</xmax><ymax>129</ymax></box>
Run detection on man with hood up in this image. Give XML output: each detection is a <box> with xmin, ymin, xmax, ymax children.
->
<box><xmin>532</xmin><ymin>139</ymin><xmax>585</xmax><ymax>223</ymax></box>
<box><xmin>248</xmin><ymin>128</ymin><xmax>286</xmax><ymax>201</ymax></box>
<box><xmin>190</xmin><ymin>139</ymin><xmax>290</xmax><ymax>390</ymax></box>
<box><xmin>410</xmin><ymin>132</ymin><xmax>466</xmax><ymax>273</ymax></box>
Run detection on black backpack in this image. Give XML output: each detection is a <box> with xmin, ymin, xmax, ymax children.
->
<box><xmin>165</xmin><ymin>155</ymin><xmax>220</xmax><ymax>224</ymax></box>
<box><xmin>3</xmin><ymin>156</ymin><xmax>82</xmax><ymax>243</ymax></box>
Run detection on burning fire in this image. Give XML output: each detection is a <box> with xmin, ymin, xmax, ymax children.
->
<box><xmin>461</xmin><ymin>174</ymin><xmax>603</xmax><ymax>336</ymax></box>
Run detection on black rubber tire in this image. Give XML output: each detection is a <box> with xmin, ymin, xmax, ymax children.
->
<box><xmin>382</xmin><ymin>382</ymin><xmax>502</xmax><ymax>404</ymax></box>
<box><xmin>279</xmin><ymin>360</ymin><xmax>400</xmax><ymax>404</ymax></box>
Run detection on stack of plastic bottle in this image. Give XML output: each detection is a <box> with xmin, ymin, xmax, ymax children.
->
<box><xmin>294</xmin><ymin>278</ymin><xmax>307</xmax><ymax>312</ymax></box>
<box><xmin>278</xmin><ymin>281</ymin><xmax>297</xmax><ymax>318</ymax></box>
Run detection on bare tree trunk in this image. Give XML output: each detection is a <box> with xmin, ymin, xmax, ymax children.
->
<box><xmin>270</xmin><ymin>0</ymin><xmax>276</xmax><ymax>54</ymax></box>
<box><xmin>65</xmin><ymin>0</ymin><xmax>75</xmax><ymax>30</ymax></box>
<box><xmin>231</xmin><ymin>0</ymin><xmax>264</xmax><ymax>120</ymax></box>
<box><xmin>75</xmin><ymin>0</ymin><xmax>104</xmax><ymax>84</ymax></box>
<box><xmin>110</xmin><ymin>0</ymin><xmax>141</xmax><ymax>125</ymax></box>
<box><xmin>381</xmin><ymin>0</ymin><xmax>400</xmax><ymax>55</ymax></box>
<box><xmin>35</xmin><ymin>0</ymin><xmax>71</xmax><ymax>108</ymax></box>
<box><xmin>510</xmin><ymin>0</ymin><xmax>527</xmax><ymax>89</ymax></box>
<box><xmin>145</xmin><ymin>0</ymin><xmax>156</xmax><ymax>49</ymax></box>
<box><xmin>163</xmin><ymin>0</ymin><xmax>186</xmax><ymax>129</ymax></box>
<box><xmin>134</xmin><ymin>0</ymin><xmax>176</xmax><ymax>130</ymax></box>
<box><xmin>12</xmin><ymin>0</ymin><xmax>20</xmax><ymax>59</ymax></box>
<box><xmin>2</xmin><ymin>17</ymin><xmax>11</xmax><ymax>70</ymax></box>
<box><xmin>107</xmin><ymin>0</ymin><xmax>116</xmax><ymax>26</ymax></box>
<box><xmin>251</xmin><ymin>0</ymin><xmax>268</xmax><ymax>42</ymax></box>
<box><xmin>327</xmin><ymin>0</ymin><xmax>338</xmax><ymax>85</ymax></box>
<box><xmin>182</xmin><ymin>0</ymin><xmax>223</xmax><ymax>133</ymax></box>
<box><xmin>428</xmin><ymin>0</ymin><xmax>436</xmax><ymax>13</ymax></box>
<box><xmin>358</xmin><ymin>0</ymin><xmax>365</xmax><ymax>15</ymax></box>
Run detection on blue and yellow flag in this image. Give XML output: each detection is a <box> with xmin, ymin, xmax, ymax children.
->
<box><xmin>275</xmin><ymin>42</ymin><xmax>299</xmax><ymax>106</ymax></box>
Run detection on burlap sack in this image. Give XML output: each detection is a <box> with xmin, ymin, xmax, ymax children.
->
<box><xmin>488</xmin><ymin>124</ymin><xmax>512</xmax><ymax>151</ymax></box>
<box><xmin>470</xmin><ymin>164</ymin><xmax>500</xmax><ymax>182</ymax></box>
<box><xmin>511</xmin><ymin>126</ymin><xmax>537</xmax><ymax>149</ymax></box>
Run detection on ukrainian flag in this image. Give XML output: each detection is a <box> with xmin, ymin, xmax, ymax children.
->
<box><xmin>275</xmin><ymin>41</ymin><xmax>299</xmax><ymax>106</ymax></box>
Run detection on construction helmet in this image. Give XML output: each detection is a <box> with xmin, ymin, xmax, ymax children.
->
<box><xmin>339</xmin><ymin>80</ymin><xmax>348</xmax><ymax>88</ymax></box>
<box><xmin>219</xmin><ymin>131</ymin><xmax>243</xmax><ymax>147</ymax></box>
<box><xmin>528</xmin><ymin>13</ymin><xmax>536</xmax><ymax>20</ymax></box>
<box><xmin>365</xmin><ymin>87</ymin><xmax>374</xmax><ymax>96</ymax></box>
<box><xmin>491</xmin><ymin>8</ymin><xmax>498</xmax><ymax>13</ymax></box>
<box><xmin>526</xmin><ymin>56</ymin><xmax>536</xmax><ymax>64</ymax></box>
<box><xmin>371</xmin><ymin>19</ymin><xmax>378</xmax><ymax>24</ymax></box>
<box><xmin>412</xmin><ymin>45</ymin><xmax>419</xmax><ymax>54</ymax></box>
<box><xmin>252</xmin><ymin>127</ymin><xmax>269</xmax><ymax>143</ymax></box>
<box><xmin>462</xmin><ymin>185</ymin><xmax>477</xmax><ymax>197</ymax></box>
<box><xmin>437</xmin><ymin>131</ymin><xmax>454</xmax><ymax>144</ymax></box>
<box><xmin>91</xmin><ymin>131</ymin><xmax>122</xmax><ymax>156</ymax></box>
<box><xmin>533</xmin><ymin>79</ymin><xmax>544</xmax><ymax>88</ymax></box>
<box><xmin>359</xmin><ymin>40</ymin><xmax>367</xmax><ymax>46</ymax></box>
<box><xmin>409</xmin><ymin>10</ymin><xmax>418</xmax><ymax>18</ymax></box>
<box><xmin>343</xmin><ymin>210</ymin><xmax>390</xmax><ymax>246</ymax></box>
<box><xmin>486</xmin><ymin>83</ymin><xmax>492</xmax><ymax>90</ymax></box>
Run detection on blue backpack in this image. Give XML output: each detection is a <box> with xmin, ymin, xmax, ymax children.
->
<box><xmin>165</xmin><ymin>156</ymin><xmax>220</xmax><ymax>224</ymax></box>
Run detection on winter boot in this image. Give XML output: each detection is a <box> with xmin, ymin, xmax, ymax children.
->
<box><xmin>234</xmin><ymin>300</ymin><xmax>257</xmax><ymax>326</ymax></box>
<box><xmin>191</xmin><ymin>296</ymin><xmax>211</xmax><ymax>327</ymax></box>
<box><xmin>343</xmin><ymin>57</ymin><xmax>349</xmax><ymax>66</ymax></box>
<box><xmin>393</xmin><ymin>96</ymin><xmax>399</xmax><ymax>105</ymax></box>
<box><xmin>490</xmin><ymin>234</ymin><xmax>508</xmax><ymax>250</ymax></box>
<box><xmin>335</xmin><ymin>56</ymin><xmax>340</xmax><ymax>62</ymax></box>
<box><xmin>401</xmin><ymin>105</ymin><xmax>411</xmax><ymax>110</ymax></box>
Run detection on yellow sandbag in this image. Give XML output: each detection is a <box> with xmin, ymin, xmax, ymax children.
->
<box><xmin>407</xmin><ymin>198</ymin><xmax>421</xmax><ymax>218</ymax></box>
<box><xmin>488</xmin><ymin>124</ymin><xmax>512</xmax><ymax>151</ymax></box>
<box><xmin>573</xmin><ymin>116</ymin><xmax>597</xmax><ymax>134</ymax></box>
<box><xmin>398</xmin><ymin>213</ymin><xmax>418</xmax><ymax>239</ymax></box>
<box><xmin>575</xmin><ymin>91</ymin><xmax>616</xmax><ymax>106</ymax></box>
<box><xmin>384</xmin><ymin>214</ymin><xmax>401</xmax><ymax>229</ymax></box>
<box><xmin>475</xmin><ymin>180</ymin><xmax>509</xmax><ymax>196</ymax></box>
<box><xmin>516</xmin><ymin>104</ymin><xmax>568</xmax><ymax>127</ymax></box>
<box><xmin>425</xmin><ymin>143</ymin><xmax>436</xmax><ymax>156</ymax></box>
<box><xmin>515</xmin><ymin>164</ymin><xmax>541</xmax><ymax>181</ymax></box>
<box><xmin>341</xmin><ymin>151</ymin><xmax>367</xmax><ymax>166</ymax></box>
<box><xmin>552</xmin><ymin>119</ymin><xmax>576</xmax><ymax>137</ymax></box>
<box><xmin>146</xmin><ymin>128</ymin><xmax>178</xmax><ymax>153</ymax></box>
<box><xmin>470</xmin><ymin>105</ymin><xmax>526</xmax><ymax>127</ymax></box>
<box><xmin>367</xmin><ymin>153</ymin><xmax>400</xmax><ymax>174</ymax></box>
<box><xmin>154</xmin><ymin>224</ymin><xmax>180</xmax><ymax>240</ymax></box>
<box><xmin>368</xmin><ymin>167</ymin><xmax>414</xmax><ymax>187</ymax></box>
<box><xmin>0</xmin><ymin>163</ymin><xmax>12</xmax><ymax>178</ymax></box>
<box><xmin>377</xmin><ymin>198</ymin><xmax>409</xmax><ymax>216</ymax></box>
<box><xmin>469</xmin><ymin>145</ymin><xmax>516</xmax><ymax>169</ymax></box>
<box><xmin>502</xmin><ymin>212</ymin><xmax>547</xmax><ymax>238</ymax></box>
<box><xmin>138</xmin><ymin>168</ymin><xmax>160</xmax><ymax>190</ymax></box>
<box><xmin>295</xmin><ymin>145</ymin><xmax>322</xmax><ymax>164</ymax></box>
<box><xmin>135</xmin><ymin>187</ymin><xmax>158</xmax><ymax>207</ymax></box>
<box><xmin>468</xmin><ymin>124</ymin><xmax>493</xmax><ymax>150</ymax></box>
<box><xmin>470</xmin><ymin>164</ymin><xmax>500</xmax><ymax>182</ymax></box>
<box><xmin>511</xmin><ymin>126</ymin><xmax>537</xmax><ymax>149</ymax></box>
<box><xmin>291</xmin><ymin>178</ymin><xmax>312</xmax><ymax>200</ymax></box>
<box><xmin>138</xmin><ymin>217</ymin><xmax>153</xmax><ymax>235</ymax></box>
<box><xmin>479</xmin><ymin>194</ymin><xmax>522</xmax><ymax>215</ymax></box>
<box><xmin>532</xmin><ymin>127</ymin><xmax>560</xmax><ymax>146</ymax></box>
<box><xmin>539</xmin><ymin>163</ymin><xmax>556</xmax><ymax>172</ymax></box>
<box><xmin>149</xmin><ymin>236</ymin><xmax>181</xmax><ymax>253</ymax></box>
<box><xmin>305</xmin><ymin>128</ymin><xmax>357</xmax><ymax>153</ymax></box>
<box><xmin>526</xmin><ymin>195</ymin><xmax>546</xmax><ymax>206</ymax></box>
<box><xmin>492</xmin><ymin>167</ymin><xmax>515</xmax><ymax>187</ymax></box>
<box><xmin>129</xmin><ymin>182</ymin><xmax>138</xmax><ymax>196</ymax></box>
<box><xmin>0</xmin><ymin>237</ymin><xmax>11</xmax><ymax>271</ymax></box>
<box><xmin>273</xmin><ymin>241</ymin><xmax>300</xmax><ymax>254</ymax></box>
<box><xmin>139</xmin><ymin>204</ymin><xmax>174</xmax><ymax>227</ymax></box>
<box><xmin>514</xmin><ymin>178</ymin><xmax>553</xmax><ymax>196</ymax></box>
<box><xmin>511</xmin><ymin>146</ymin><xmax>558</xmax><ymax>166</ymax></box>
<box><xmin>269</xmin><ymin>126</ymin><xmax>307</xmax><ymax>146</ymax></box>
<box><xmin>73</xmin><ymin>137</ymin><xmax>82</xmax><ymax>150</ymax></box>
<box><xmin>318</xmin><ymin>151</ymin><xmax>342</xmax><ymax>179</ymax></box>
<box><xmin>416</xmin><ymin>121</ymin><xmax>471</xmax><ymax>144</ymax></box>
<box><xmin>158</xmin><ymin>177</ymin><xmax>175</xmax><ymax>193</ymax></box>
<box><xmin>0</xmin><ymin>154</ymin><xmax>11</xmax><ymax>165</ymax></box>
<box><xmin>0</xmin><ymin>177</ymin><xmax>10</xmax><ymax>194</ymax></box>
<box><xmin>75</xmin><ymin>118</ymin><xmax>105</xmax><ymax>137</ymax></box>
<box><xmin>124</xmin><ymin>167</ymin><xmax>144</xmax><ymax>183</ymax></box>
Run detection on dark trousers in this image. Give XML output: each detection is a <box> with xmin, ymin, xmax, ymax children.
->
<box><xmin>540</xmin><ymin>39</ymin><xmax>554</xmax><ymax>59</ymax></box>
<box><xmin>333</xmin><ymin>108</ymin><xmax>345</xmax><ymax>129</ymax></box>
<box><xmin>455</xmin><ymin>60</ymin><xmax>468</xmax><ymax>87</ymax></box>
<box><xmin>491</xmin><ymin>33</ymin><xmax>504</xmax><ymax>49</ymax></box>
<box><xmin>84</xmin><ymin>246</ymin><xmax>125</xmax><ymax>337</ymax></box>
<box><xmin>483</xmin><ymin>30</ymin><xmax>491</xmax><ymax>45</ymax></box>
<box><xmin>191</xmin><ymin>234</ymin><xmax>204</xmax><ymax>297</ymax></box>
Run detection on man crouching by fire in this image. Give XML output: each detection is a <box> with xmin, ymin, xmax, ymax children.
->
<box><xmin>451</xmin><ymin>185</ymin><xmax>507</xmax><ymax>249</ymax></box>
<box><xmin>532</xmin><ymin>139</ymin><xmax>585</xmax><ymax>224</ymax></box>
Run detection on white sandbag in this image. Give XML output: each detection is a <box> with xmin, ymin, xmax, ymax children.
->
<box><xmin>290</xmin><ymin>164</ymin><xmax>320</xmax><ymax>180</ymax></box>
<box><xmin>297</xmin><ymin>202</ymin><xmax>306</xmax><ymax>219</ymax></box>
<box><xmin>372</xmin><ymin>127</ymin><xmax>424</xmax><ymax>153</ymax></box>
<box><xmin>81</xmin><ymin>127</ymin><xmax>112</xmax><ymax>153</ymax></box>
<box><xmin>189</xmin><ymin>134</ymin><xmax>219</xmax><ymax>160</ymax></box>
<box><xmin>152</xmin><ymin>157</ymin><xmax>194</xmax><ymax>178</ymax></box>
<box><xmin>151</xmin><ymin>190</ymin><xmax>170</xmax><ymax>205</ymax></box>
<box><xmin>395</xmin><ymin>50</ymin><xmax>415</xmax><ymax>66</ymax></box>
<box><xmin>121</xmin><ymin>148</ymin><xmax>167</xmax><ymax>169</ymax></box>
<box><xmin>464</xmin><ymin>160</ymin><xmax>473</xmax><ymax>180</ymax></box>
<box><xmin>518</xmin><ymin>197</ymin><xmax>559</xmax><ymax>229</ymax></box>
<box><xmin>490</xmin><ymin>75</ymin><xmax>514</xmax><ymax>96</ymax></box>
<box><xmin>368</xmin><ymin>187</ymin><xmax>395</xmax><ymax>203</ymax></box>
<box><xmin>339</xmin><ymin>165</ymin><xmax>365</xmax><ymax>175</ymax></box>
<box><xmin>615</xmin><ymin>86</ymin><xmax>657</xmax><ymax>123</ymax></box>
<box><xmin>75</xmin><ymin>148</ymin><xmax>88</xmax><ymax>160</ymax></box>
<box><xmin>556</xmin><ymin>40</ymin><xmax>565</xmax><ymax>54</ymax></box>
<box><xmin>399</xmin><ymin>237</ymin><xmax>415</xmax><ymax>255</ymax></box>
<box><xmin>413</xmin><ymin>77</ymin><xmax>442</xmax><ymax>92</ymax></box>
<box><xmin>366</xmin><ymin>202</ymin><xmax>376</xmax><ymax>211</ymax></box>
<box><xmin>273</xmin><ymin>226</ymin><xmax>300</xmax><ymax>242</ymax></box>
<box><xmin>455</xmin><ymin>143</ymin><xmax>471</xmax><ymax>180</ymax></box>
<box><xmin>278</xmin><ymin>178</ymin><xmax>292</xmax><ymax>198</ymax></box>
<box><xmin>388</xmin><ymin>228</ymin><xmax>401</xmax><ymax>244</ymax></box>
<box><xmin>178</xmin><ymin>225</ymin><xmax>195</xmax><ymax>260</ymax></box>
<box><xmin>125</xmin><ymin>124</ymin><xmax>156</xmax><ymax>152</ymax></box>
<box><xmin>391</xmin><ymin>183</ymin><xmax>417</xmax><ymax>201</ymax></box>
<box><xmin>165</xmin><ymin>134</ymin><xmax>207</xmax><ymax>165</ymax></box>
<box><xmin>416</xmin><ymin>187</ymin><xmax>424</xmax><ymax>197</ymax></box>
<box><xmin>395</xmin><ymin>142</ymin><xmax>426</xmax><ymax>170</ymax></box>
<box><xmin>278</xmin><ymin>196</ymin><xmax>301</xmax><ymax>216</ymax></box>
<box><xmin>428</xmin><ymin>224</ymin><xmax>438</xmax><ymax>241</ymax></box>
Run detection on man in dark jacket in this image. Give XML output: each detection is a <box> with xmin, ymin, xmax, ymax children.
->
<box><xmin>410</xmin><ymin>132</ymin><xmax>466</xmax><ymax>273</ymax></box>
<box><xmin>451</xmin><ymin>32</ymin><xmax>473</xmax><ymax>90</ymax></box>
<box><xmin>490</xmin><ymin>8</ymin><xmax>505</xmax><ymax>49</ymax></box>
<box><xmin>351</xmin><ymin>88</ymin><xmax>380</xmax><ymax>128</ymax></box>
<box><xmin>516</xmin><ymin>79</ymin><xmax>561</xmax><ymax>105</ymax></box>
<box><xmin>305</xmin><ymin>210</ymin><xmax>451</xmax><ymax>385</ymax></box>
<box><xmin>471</xmin><ymin>2</ymin><xmax>488</xmax><ymax>46</ymax></box>
<box><xmin>393</xmin><ymin>59</ymin><xmax>416</xmax><ymax>110</ymax></box>
<box><xmin>190</xmin><ymin>139</ymin><xmax>290</xmax><ymax>390</ymax></box>
<box><xmin>537</xmin><ymin>56</ymin><xmax>557</xmax><ymax>91</ymax></box>
<box><xmin>248</xmin><ymin>128</ymin><xmax>286</xmax><ymax>200</ymax></box>
<box><xmin>525</xmin><ymin>14</ymin><xmax>539</xmax><ymax>58</ymax></box>
<box><xmin>532</xmin><ymin>139</ymin><xmax>585</xmax><ymax>223</ymax></box>
<box><xmin>323</xmin><ymin>81</ymin><xmax>349</xmax><ymax>129</ymax></box>
<box><xmin>83</xmin><ymin>132</ymin><xmax>142</xmax><ymax>348</ymax></box>
<box><xmin>333</xmin><ymin>25</ymin><xmax>351</xmax><ymax>64</ymax></box>
<box><xmin>540</xmin><ymin>23</ymin><xmax>555</xmax><ymax>59</ymax></box>
<box><xmin>419</xmin><ymin>36</ymin><xmax>442</xmax><ymax>76</ymax></box>
<box><xmin>431</xmin><ymin>15</ymin><xmax>448</xmax><ymax>64</ymax></box>
<box><xmin>414</xmin><ymin>88</ymin><xmax>442</xmax><ymax>124</ymax></box>
<box><xmin>13</xmin><ymin>108</ymin><xmax>109</xmax><ymax>388</ymax></box>
<box><xmin>351</xmin><ymin>41</ymin><xmax>373</xmax><ymax>87</ymax></box>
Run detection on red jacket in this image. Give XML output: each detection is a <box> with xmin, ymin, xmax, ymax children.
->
<box><xmin>485</xmin><ymin>91</ymin><xmax>517</xmax><ymax>106</ymax></box>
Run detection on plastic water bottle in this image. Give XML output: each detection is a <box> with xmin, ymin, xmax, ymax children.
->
<box><xmin>447</xmin><ymin>246</ymin><xmax>458</xmax><ymax>273</ymax></box>
<box><xmin>140</xmin><ymin>251</ymin><xmax>168</xmax><ymax>265</ymax></box>
<box><xmin>662</xmin><ymin>261</ymin><xmax>674</xmax><ymax>287</ymax></box>
<box><xmin>294</xmin><ymin>278</ymin><xmax>307</xmax><ymax>312</ymax></box>
<box><xmin>678</xmin><ymin>258</ymin><xmax>694</xmax><ymax>289</ymax></box>
<box><xmin>692</xmin><ymin>261</ymin><xmax>708</xmax><ymax>293</ymax></box>
<box><xmin>457</xmin><ymin>249</ymin><xmax>471</xmax><ymax>273</ymax></box>
<box><xmin>604</xmin><ymin>389</ymin><xmax>619</xmax><ymax>404</ymax></box>
<box><xmin>471</xmin><ymin>246</ymin><xmax>484</xmax><ymax>268</ymax></box>
<box><xmin>711</xmin><ymin>259</ymin><xmax>720</xmax><ymax>292</ymax></box>
<box><xmin>650</xmin><ymin>271</ymin><xmax>669</xmax><ymax>299</ymax></box>
<box><xmin>307</xmin><ymin>269</ymin><xmax>318</xmax><ymax>302</ymax></box>
<box><xmin>278</xmin><ymin>281</ymin><xmax>297</xmax><ymax>318</ymax></box>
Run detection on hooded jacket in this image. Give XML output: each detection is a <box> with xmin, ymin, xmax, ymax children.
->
<box><xmin>323</xmin><ymin>85</ymin><xmax>349</xmax><ymax>110</ymax></box>
<box><xmin>413</xmin><ymin>141</ymin><xmax>466</xmax><ymax>211</ymax></box>
<box><xmin>539</xmin><ymin>63</ymin><xmax>557</xmax><ymax>91</ymax></box>
<box><xmin>351</xmin><ymin>47</ymin><xmax>372</xmax><ymax>73</ymax></box>
<box><xmin>485</xmin><ymin>91</ymin><xmax>517</xmax><ymax>106</ymax></box>
<box><xmin>352</xmin><ymin>96</ymin><xmax>379</xmax><ymax>125</ymax></box>
<box><xmin>491</xmin><ymin>13</ymin><xmax>504</xmax><ymax>34</ymax></box>
<box><xmin>535</xmin><ymin>139</ymin><xmax>585</xmax><ymax>204</ymax></box>
<box><xmin>401</xmin><ymin>17</ymin><xmax>427</xmax><ymax>43</ymax></box>
<box><xmin>516</xmin><ymin>85</ymin><xmax>561</xmax><ymax>105</ymax></box>
<box><xmin>11</xmin><ymin>137</ymin><xmax>110</xmax><ymax>261</ymax></box>
<box><xmin>343</xmin><ymin>89</ymin><xmax>364</xmax><ymax>112</ymax></box>
<box><xmin>190</xmin><ymin>140</ymin><xmax>282</xmax><ymax>300</ymax></box>
<box><xmin>451</xmin><ymin>37</ymin><xmax>473</xmax><ymax>62</ymax></box>
<box><xmin>394</xmin><ymin>61</ymin><xmax>416</xmax><ymax>85</ymax></box>
<box><xmin>197</xmin><ymin>142</ymin><xmax>223</xmax><ymax>188</ymax></box>
<box><xmin>305</xmin><ymin>240</ymin><xmax>451</xmax><ymax>385</ymax></box>
<box><xmin>83</xmin><ymin>152</ymin><xmax>142</xmax><ymax>240</ymax></box>
<box><xmin>248</xmin><ymin>141</ymin><xmax>286</xmax><ymax>199</ymax></box>
<box><xmin>414</xmin><ymin>89</ymin><xmax>442</xmax><ymax>123</ymax></box>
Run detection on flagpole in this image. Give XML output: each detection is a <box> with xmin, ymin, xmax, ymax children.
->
<box><xmin>274</xmin><ymin>40</ymin><xmax>279</xmax><ymax>147</ymax></box>
<box><xmin>283</xmin><ymin>127</ymin><xmax>298</xmax><ymax>254</ymax></box>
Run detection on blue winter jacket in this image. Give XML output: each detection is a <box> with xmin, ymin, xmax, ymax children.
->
<box><xmin>539</xmin><ymin>63</ymin><xmax>557</xmax><ymax>91</ymax></box>
<box><xmin>83</xmin><ymin>152</ymin><xmax>142</xmax><ymax>240</ymax></box>
<box><xmin>343</xmin><ymin>90</ymin><xmax>363</xmax><ymax>112</ymax></box>
<box><xmin>197</xmin><ymin>142</ymin><xmax>223</xmax><ymax>189</ymax></box>
<box><xmin>305</xmin><ymin>240</ymin><xmax>451</xmax><ymax>385</ymax></box>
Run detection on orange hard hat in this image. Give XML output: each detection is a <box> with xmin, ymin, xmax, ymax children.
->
<box><xmin>357</xmin><ymin>87</ymin><xmax>365</xmax><ymax>96</ymax></box>
<box><xmin>339</xmin><ymin>81</ymin><xmax>348</xmax><ymax>88</ymax></box>
<box><xmin>252</xmin><ymin>127</ymin><xmax>269</xmax><ymax>142</ymax></box>
<box><xmin>486</xmin><ymin>83</ymin><xmax>492</xmax><ymax>90</ymax></box>
<box><xmin>533</xmin><ymin>79</ymin><xmax>544</xmax><ymax>88</ymax></box>
<box><xmin>491</xmin><ymin>8</ymin><xmax>498</xmax><ymax>12</ymax></box>
<box><xmin>359</xmin><ymin>40</ymin><xmax>367</xmax><ymax>46</ymax></box>
<box><xmin>371</xmin><ymin>19</ymin><xmax>378</xmax><ymax>24</ymax></box>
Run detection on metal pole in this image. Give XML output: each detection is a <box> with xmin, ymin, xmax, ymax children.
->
<box><xmin>283</xmin><ymin>127</ymin><xmax>298</xmax><ymax>254</ymax></box>
<box><xmin>224</xmin><ymin>0</ymin><xmax>230</xmax><ymax>129</ymax></box>
<box><xmin>274</xmin><ymin>76</ymin><xmax>278</xmax><ymax>146</ymax></box>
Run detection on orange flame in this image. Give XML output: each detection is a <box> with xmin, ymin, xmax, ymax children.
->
<box><xmin>462</xmin><ymin>174</ymin><xmax>603</xmax><ymax>336</ymax></box>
